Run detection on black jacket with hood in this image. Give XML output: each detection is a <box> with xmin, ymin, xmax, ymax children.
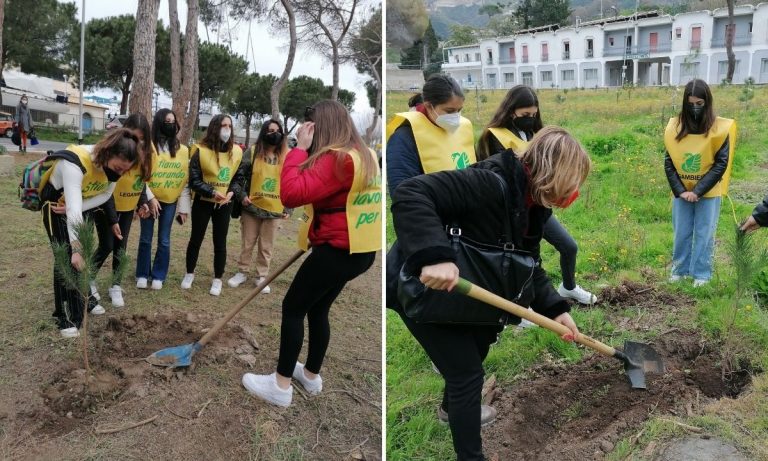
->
<box><xmin>388</xmin><ymin>151</ymin><xmax>570</xmax><ymax>322</ymax></box>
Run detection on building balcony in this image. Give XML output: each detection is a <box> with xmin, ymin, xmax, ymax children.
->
<box><xmin>442</xmin><ymin>60</ymin><xmax>482</xmax><ymax>69</ymax></box>
<box><xmin>522</xmin><ymin>56</ymin><xmax>529</xmax><ymax>63</ymax></box>
<box><xmin>603</xmin><ymin>47</ymin><xmax>630</xmax><ymax>57</ymax></box>
<box><xmin>499</xmin><ymin>57</ymin><xmax>516</xmax><ymax>65</ymax></box>
<box><xmin>637</xmin><ymin>42</ymin><xmax>672</xmax><ymax>54</ymax></box>
<box><xmin>711</xmin><ymin>34</ymin><xmax>752</xmax><ymax>48</ymax></box>
<box><xmin>562</xmin><ymin>51</ymin><xmax>570</xmax><ymax>60</ymax></box>
<box><xmin>690</xmin><ymin>40</ymin><xmax>701</xmax><ymax>50</ymax></box>
<box><xmin>542</xmin><ymin>53</ymin><xmax>549</xmax><ymax>62</ymax></box>
<box><xmin>586</xmin><ymin>49</ymin><xmax>594</xmax><ymax>58</ymax></box>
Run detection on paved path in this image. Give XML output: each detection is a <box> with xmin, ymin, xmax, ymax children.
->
<box><xmin>0</xmin><ymin>137</ymin><xmax>71</xmax><ymax>154</ymax></box>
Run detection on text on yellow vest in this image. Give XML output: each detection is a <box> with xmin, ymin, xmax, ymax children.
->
<box><xmin>194</xmin><ymin>144</ymin><xmax>243</xmax><ymax>202</ymax></box>
<box><xmin>149</xmin><ymin>143</ymin><xmax>190</xmax><ymax>203</ymax></box>
<box><xmin>63</xmin><ymin>144</ymin><xmax>111</xmax><ymax>199</ymax></box>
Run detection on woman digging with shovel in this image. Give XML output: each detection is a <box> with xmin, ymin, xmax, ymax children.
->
<box><xmin>390</xmin><ymin>126</ymin><xmax>587</xmax><ymax>461</ymax></box>
<box><xmin>241</xmin><ymin>100</ymin><xmax>380</xmax><ymax>407</ymax></box>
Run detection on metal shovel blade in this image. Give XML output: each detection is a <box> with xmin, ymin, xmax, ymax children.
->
<box><xmin>622</xmin><ymin>341</ymin><xmax>665</xmax><ymax>389</ymax></box>
<box><xmin>146</xmin><ymin>342</ymin><xmax>202</xmax><ymax>368</ymax></box>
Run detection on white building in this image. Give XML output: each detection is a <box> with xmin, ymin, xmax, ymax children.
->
<box><xmin>442</xmin><ymin>4</ymin><xmax>768</xmax><ymax>90</ymax></box>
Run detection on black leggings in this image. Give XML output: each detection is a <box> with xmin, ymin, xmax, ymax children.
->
<box><xmin>276</xmin><ymin>244</ymin><xmax>375</xmax><ymax>377</ymax></box>
<box><xmin>185</xmin><ymin>198</ymin><xmax>233</xmax><ymax>278</ymax></box>
<box><xmin>92</xmin><ymin>209</ymin><xmax>134</xmax><ymax>284</ymax></box>
<box><xmin>42</xmin><ymin>203</ymin><xmax>85</xmax><ymax>329</ymax></box>
<box><xmin>397</xmin><ymin>311</ymin><xmax>501</xmax><ymax>461</ymax></box>
<box><xmin>543</xmin><ymin>216</ymin><xmax>578</xmax><ymax>290</ymax></box>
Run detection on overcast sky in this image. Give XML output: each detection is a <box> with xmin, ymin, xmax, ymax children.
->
<box><xmin>61</xmin><ymin>0</ymin><xmax>376</xmax><ymax>115</ymax></box>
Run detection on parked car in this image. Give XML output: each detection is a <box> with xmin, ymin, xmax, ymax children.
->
<box><xmin>105</xmin><ymin>114</ymin><xmax>129</xmax><ymax>130</ymax></box>
<box><xmin>0</xmin><ymin>111</ymin><xmax>15</xmax><ymax>138</ymax></box>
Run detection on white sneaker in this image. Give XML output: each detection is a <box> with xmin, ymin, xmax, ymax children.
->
<box><xmin>109</xmin><ymin>285</ymin><xmax>124</xmax><ymax>307</ymax></box>
<box><xmin>90</xmin><ymin>304</ymin><xmax>105</xmax><ymax>315</ymax></box>
<box><xmin>151</xmin><ymin>279</ymin><xmax>163</xmax><ymax>290</ymax></box>
<box><xmin>181</xmin><ymin>273</ymin><xmax>195</xmax><ymax>289</ymax></box>
<box><xmin>136</xmin><ymin>277</ymin><xmax>148</xmax><ymax>289</ymax></box>
<box><xmin>227</xmin><ymin>272</ymin><xmax>247</xmax><ymax>288</ymax></box>
<box><xmin>557</xmin><ymin>283</ymin><xmax>597</xmax><ymax>305</ymax></box>
<box><xmin>210</xmin><ymin>278</ymin><xmax>223</xmax><ymax>296</ymax></box>
<box><xmin>517</xmin><ymin>307</ymin><xmax>538</xmax><ymax>329</ymax></box>
<box><xmin>693</xmin><ymin>279</ymin><xmax>709</xmax><ymax>287</ymax></box>
<box><xmin>60</xmin><ymin>327</ymin><xmax>80</xmax><ymax>338</ymax></box>
<box><xmin>669</xmin><ymin>274</ymin><xmax>682</xmax><ymax>283</ymax></box>
<box><xmin>242</xmin><ymin>372</ymin><xmax>293</xmax><ymax>407</ymax></box>
<box><xmin>255</xmin><ymin>276</ymin><xmax>271</xmax><ymax>294</ymax></box>
<box><xmin>89</xmin><ymin>281</ymin><xmax>100</xmax><ymax>301</ymax></box>
<box><xmin>292</xmin><ymin>362</ymin><xmax>322</xmax><ymax>395</ymax></box>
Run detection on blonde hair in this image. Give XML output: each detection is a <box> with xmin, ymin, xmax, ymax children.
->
<box><xmin>300</xmin><ymin>100</ymin><xmax>379</xmax><ymax>189</ymax></box>
<box><xmin>519</xmin><ymin>126</ymin><xmax>591</xmax><ymax>208</ymax></box>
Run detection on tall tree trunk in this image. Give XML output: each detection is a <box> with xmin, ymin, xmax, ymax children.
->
<box><xmin>365</xmin><ymin>69</ymin><xmax>381</xmax><ymax>145</ymax></box>
<box><xmin>244</xmin><ymin>114</ymin><xmax>252</xmax><ymax>146</ymax></box>
<box><xmin>725</xmin><ymin>0</ymin><xmax>735</xmax><ymax>83</ymax></box>
<box><xmin>169</xmin><ymin>0</ymin><xmax>182</xmax><ymax>117</ymax></box>
<box><xmin>119</xmin><ymin>71</ymin><xmax>133</xmax><ymax>114</ymax></box>
<box><xmin>271</xmin><ymin>0</ymin><xmax>297</xmax><ymax>120</ymax></box>
<box><xmin>0</xmin><ymin>0</ymin><xmax>5</xmax><ymax>107</ymax></box>
<box><xmin>129</xmin><ymin>0</ymin><xmax>161</xmax><ymax>119</ymax></box>
<box><xmin>179</xmin><ymin>0</ymin><xmax>199</xmax><ymax>145</ymax></box>
<box><xmin>313</xmin><ymin>0</ymin><xmax>357</xmax><ymax>101</ymax></box>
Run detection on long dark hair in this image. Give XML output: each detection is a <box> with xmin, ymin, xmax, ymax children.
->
<box><xmin>477</xmin><ymin>85</ymin><xmax>543</xmax><ymax>160</ymax></box>
<box><xmin>92</xmin><ymin>128</ymin><xmax>139</xmax><ymax>169</ymax></box>
<box><xmin>200</xmin><ymin>114</ymin><xmax>234</xmax><ymax>154</ymax></box>
<box><xmin>675</xmin><ymin>78</ymin><xmax>715</xmax><ymax>141</ymax></box>
<box><xmin>151</xmin><ymin>108</ymin><xmax>181</xmax><ymax>158</ymax></box>
<box><xmin>252</xmin><ymin>119</ymin><xmax>287</xmax><ymax>159</ymax></box>
<box><xmin>123</xmin><ymin>113</ymin><xmax>152</xmax><ymax>181</ymax></box>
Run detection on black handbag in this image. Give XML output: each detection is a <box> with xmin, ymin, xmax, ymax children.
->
<box><xmin>396</xmin><ymin>172</ymin><xmax>536</xmax><ymax>325</ymax></box>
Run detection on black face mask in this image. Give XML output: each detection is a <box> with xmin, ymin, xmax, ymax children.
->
<box><xmin>264</xmin><ymin>132</ymin><xmax>283</xmax><ymax>146</ymax></box>
<box><xmin>103</xmin><ymin>166</ymin><xmax>122</xmax><ymax>182</ymax></box>
<box><xmin>512</xmin><ymin>116</ymin><xmax>536</xmax><ymax>133</ymax></box>
<box><xmin>688</xmin><ymin>104</ymin><xmax>705</xmax><ymax>121</ymax></box>
<box><xmin>160</xmin><ymin>122</ymin><xmax>177</xmax><ymax>138</ymax></box>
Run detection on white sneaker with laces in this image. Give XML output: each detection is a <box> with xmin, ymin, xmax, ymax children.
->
<box><xmin>90</xmin><ymin>304</ymin><xmax>105</xmax><ymax>315</ymax></box>
<box><xmin>136</xmin><ymin>277</ymin><xmax>148</xmax><ymax>289</ymax></box>
<box><xmin>693</xmin><ymin>279</ymin><xmax>709</xmax><ymax>287</ymax></box>
<box><xmin>210</xmin><ymin>278</ymin><xmax>223</xmax><ymax>296</ymax></box>
<box><xmin>89</xmin><ymin>281</ymin><xmax>100</xmax><ymax>301</ymax></box>
<box><xmin>227</xmin><ymin>272</ymin><xmax>247</xmax><ymax>288</ymax></box>
<box><xmin>242</xmin><ymin>372</ymin><xmax>293</xmax><ymax>407</ymax></box>
<box><xmin>60</xmin><ymin>327</ymin><xmax>80</xmax><ymax>338</ymax></box>
<box><xmin>109</xmin><ymin>285</ymin><xmax>124</xmax><ymax>307</ymax></box>
<box><xmin>292</xmin><ymin>362</ymin><xmax>322</xmax><ymax>395</ymax></box>
<box><xmin>557</xmin><ymin>283</ymin><xmax>597</xmax><ymax>305</ymax></box>
<box><xmin>151</xmin><ymin>279</ymin><xmax>163</xmax><ymax>290</ymax></box>
<box><xmin>255</xmin><ymin>276</ymin><xmax>271</xmax><ymax>294</ymax></box>
<box><xmin>181</xmin><ymin>273</ymin><xmax>195</xmax><ymax>289</ymax></box>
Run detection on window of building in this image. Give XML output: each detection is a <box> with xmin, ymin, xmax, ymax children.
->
<box><xmin>465</xmin><ymin>53</ymin><xmax>470</xmax><ymax>62</ymax></box>
<box><xmin>675</xmin><ymin>28</ymin><xmax>682</xmax><ymax>39</ymax></box>
<box><xmin>584</xmin><ymin>68</ymin><xmax>598</xmax><ymax>81</ymax></box>
<box><xmin>761</xmin><ymin>58</ymin><xmax>768</xmax><ymax>74</ymax></box>
<box><xmin>609</xmin><ymin>37</ymin><xmax>614</xmax><ymax>46</ymax></box>
<box><xmin>681</xmin><ymin>62</ymin><xmax>699</xmax><ymax>78</ymax></box>
<box><xmin>586</xmin><ymin>38</ymin><xmax>594</xmax><ymax>58</ymax></box>
<box><xmin>454</xmin><ymin>55</ymin><xmax>460</xmax><ymax>63</ymax></box>
<box><xmin>522</xmin><ymin>72</ymin><xmax>533</xmax><ymax>86</ymax></box>
<box><xmin>541</xmin><ymin>43</ymin><xmax>548</xmax><ymax>61</ymax></box>
<box><xmin>504</xmin><ymin>72</ymin><xmax>515</xmax><ymax>83</ymax></box>
<box><xmin>475</xmin><ymin>52</ymin><xmax>480</xmax><ymax>61</ymax></box>
<box><xmin>541</xmin><ymin>70</ymin><xmax>552</xmax><ymax>82</ymax></box>
<box><xmin>718</xmin><ymin>60</ymin><xmax>741</xmax><ymax>76</ymax></box>
<box><xmin>467</xmin><ymin>74</ymin><xmax>473</xmax><ymax>82</ymax></box>
<box><xmin>563</xmin><ymin>41</ymin><xmax>570</xmax><ymax>60</ymax></box>
<box><xmin>749</xmin><ymin>22</ymin><xmax>753</xmax><ymax>33</ymax></box>
<box><xmin>487</xmin><ymin>49</ymin><xmax>493</xmax><ymax>64</ymax></box>
<box><xmin>562</xmin><ymin>69</ymin><xmax>574</xmax><ymax>81</ymax></box>
<box><xmin>522</xmin><ymin>44</ymin><xmax>529</xmax><ymax>63</ymax></box>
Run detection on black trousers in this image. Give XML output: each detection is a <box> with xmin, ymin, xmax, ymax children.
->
<box><xmin>92</xmin><ymin>209</ymin><xmax>134</xmax><ymax>284</ymax></box>
<box><xmin>42</xmin><ymin>202</ymin><xmax>84</xmax><ymax>329</ymax></box>
<box><xmin>543</xmin><ymin>216</ymin><xmax>578</xmax><ymax>290</ymax></box>
<box><xmin>186</xmin><ymin>198</ymin><xmax>233</xmax><ymax>278</ymax></box>
<box><xmin>397</xmin><ymin>311</ymin><xmax>501</xmax><ymax>461</ymax></box>
<box><xmin>275</xmin><ymin>244</ymin><xmax>375</xmax><ymax>377</ymax></box>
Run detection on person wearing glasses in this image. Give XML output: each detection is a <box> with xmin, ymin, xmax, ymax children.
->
<box><xmin>664</xmin><ymin>79</ymin><xmax>735</xmax><ymax>287</ymax></box>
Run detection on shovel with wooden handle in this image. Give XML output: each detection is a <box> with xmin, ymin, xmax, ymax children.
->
<box><xmin>146</xmin><ymin>250</ymin><xmax>306</xmax><ymax>368</ymax></box>
<box><xmin>453</xmin><ymin>278</ymin><xmax>664</xmax><ymax>389</ymax></box>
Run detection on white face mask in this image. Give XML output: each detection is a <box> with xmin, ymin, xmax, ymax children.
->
<box><xmin>435</xmin><ymin>112</ymin><xmax>461</xmax><ymax>133</ymax></box>
<box><xmin>21</xmin><ymin>99</ymin><xmax>27</xmax><ymax>104</ymax></box>
<box><xmin>220</xmin><ymin>128</ymin><xmax>231</xmax><ymax>143</ymax></box>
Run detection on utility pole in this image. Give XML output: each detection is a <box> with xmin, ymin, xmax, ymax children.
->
<box><xmin>78</xmin><ymin>0</ymin><xmax>85</xmax><ymax>143</ymax></box>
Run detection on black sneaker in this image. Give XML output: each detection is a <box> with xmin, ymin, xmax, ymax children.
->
<box><xmin>437</xmin><ymin>405</ymin><xmax>497</xmax><ymax>426</ymax></box>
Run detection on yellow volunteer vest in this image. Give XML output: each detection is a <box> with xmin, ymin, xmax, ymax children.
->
<box><xmin>386</xmin><ymin>111</ymin><xmax>476</xmax><ymax>173</ymax></box>
<box><xmin>248</xmin><ymin>146</ymin><xmax>285</xmax><ymax>214</ymax></box>
<box><xmin>487</xmin><ymin>127</ymin><xmax>529</xmax><ymax>154</ymax></box>
<box><xmin>665</xmin><ymin>117</ymin><xmax>736</xmax><ymax>198</ymax></box>
<box><xmin>113</xmin><ymin>163</ymin><xmax>145</xmax><ymax>212</ymax></box>
<box><xmin>67</xmin><ymin>144</ymin><xmax>111</xmax><ymax>199</ymax></box>
<box><xmin>149</xmin><ymin>144</ymin><xmax>190</xmax><ymax>203</ymax></box>
<box><xmin>298</xmin><ymin>149</ymin><xmax>382</xmax><ymax>253</ymax></box>
<box><xmin>194</xmin><ymin>144</ymin><xmax>243</xmax><ymax>202</ymax></box>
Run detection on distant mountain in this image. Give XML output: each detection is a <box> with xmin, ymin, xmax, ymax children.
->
<box><xmin>430</xmin><ymin>3</ymin><xmax>490</xmax><ymax>40</ymax></box>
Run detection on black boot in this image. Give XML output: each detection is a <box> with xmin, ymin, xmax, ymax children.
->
<box><xmin>23</xmin><ymin>146</ymin><xmax>26</xmax><ymax>152</ymax></box>
<box><xmin>18</xmin><ymin>146</ymin><xmax>22</xmax><ymax>152</ymax></box>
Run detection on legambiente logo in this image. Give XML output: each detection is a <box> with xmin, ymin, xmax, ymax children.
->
<box><xmin>261</xmin><ymin>178</ymin><xmax>277</xmax><ymax>192</ymax></box>
<box><xmin>132</xmin><ymin>175</ymin><xmax>143</xmax><ymax>192</ymax></box>
<box><xmin>681</xmin><ymin>153</ymin><xmax>701</xmax><ymax>173</ymax></box>
<box><xmin>452</xmin><ymin>152</ymin><xmax>471</xmax><ymax>169</ymax></box>
<box><xmin>218</xmin><ymin>167</ymin><xmax>231</xmax><ymax>182</ymax></box>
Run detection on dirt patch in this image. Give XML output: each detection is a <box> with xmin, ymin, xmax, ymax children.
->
<box><xmin>483</xmin><ymin>330</ymin><xmax>752</xmax><ymax>460</ymax></box>
<box><xmin>599</xmin><ymin>279</ymin><xmax>692</xmax><ymax>310</ymax></box>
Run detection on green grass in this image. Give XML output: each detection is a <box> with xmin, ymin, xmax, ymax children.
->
<box><xmin>386</xmin><ymin>85</ymin><xmax>768</xmax><ymax>459</ymax></box>
<box><xmin>33</xmin><ymin>125</ymin><xmax>103</xmax><ymax>144</ymax></box>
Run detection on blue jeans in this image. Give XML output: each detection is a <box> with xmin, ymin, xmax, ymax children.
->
<box><xmin>671</xmin><ymin>196</ymin><xmax>721</xmax><ymax>281</ymax></box>
<box><xmin>136</xmin><ymin>201</ymin><xmax>177</xmax><ymax>282</ymax></box>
